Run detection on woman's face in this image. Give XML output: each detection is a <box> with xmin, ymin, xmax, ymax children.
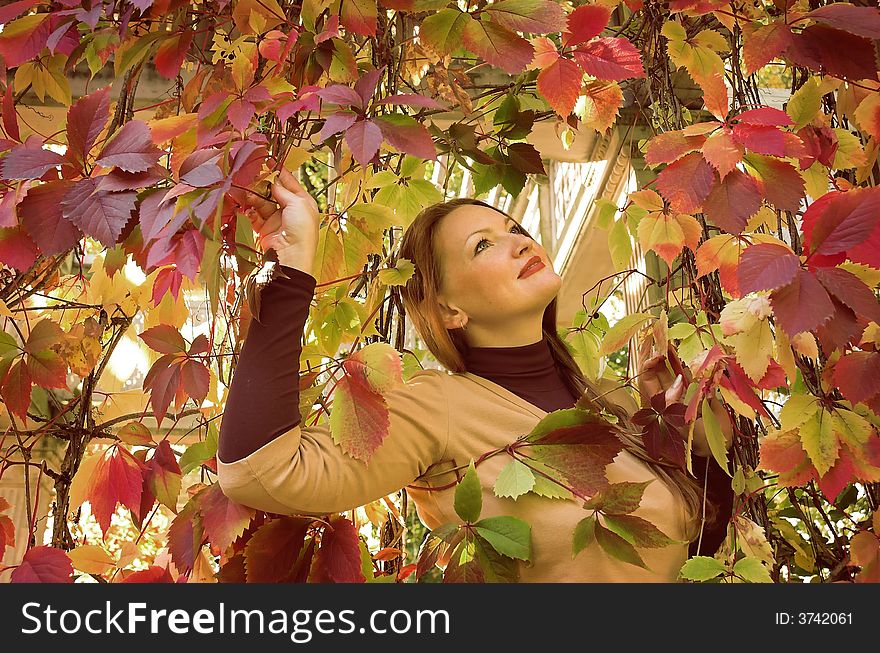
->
<box><xmin>432</xmin><ymin>204</ymin><xmax>562</xmax><ymax>338</ymax></box>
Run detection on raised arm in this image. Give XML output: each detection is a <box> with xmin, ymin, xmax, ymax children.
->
<box><xmin>217</xmin><ymin>167</ymin><xmax>450</xmax><ymax>516</ymax></box>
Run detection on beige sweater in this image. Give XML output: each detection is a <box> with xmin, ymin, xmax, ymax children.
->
<box><xmin>217</xmin><ymin>369</ymin><xmax>691</xmax><ymax>582</ymax></box>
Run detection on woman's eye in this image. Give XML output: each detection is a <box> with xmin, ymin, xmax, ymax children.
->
<box><xmin>474</xmin><ymin>238</ymin><xmax>489</xmax><ymax>254</ymax></box>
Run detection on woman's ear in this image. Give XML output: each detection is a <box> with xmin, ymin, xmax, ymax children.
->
<box><xmin>435</xmin><ymin>296</ymin><xmax>468</xmax><ymax>330</ymax></box>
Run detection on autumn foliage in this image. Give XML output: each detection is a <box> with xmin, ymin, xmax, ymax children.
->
<box><xmin>0</xmin><ymin>0</ymin><xmax>879</xmax><ymax>584</ymax></box>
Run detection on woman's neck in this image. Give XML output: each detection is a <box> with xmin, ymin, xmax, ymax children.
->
<box><xmin>461</xmin><ymin>317</ymin><xmax>544</xmax><ymax>348</ymax></box>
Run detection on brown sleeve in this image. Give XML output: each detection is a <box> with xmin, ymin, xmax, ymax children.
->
<box><xmin>216</xmin><ymin>370</ymin><xmax>451</xmax><ymax>516</ymax></box>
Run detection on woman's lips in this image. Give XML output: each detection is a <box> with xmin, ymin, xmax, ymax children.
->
<box><xmin>518</xmin><ymin>256</ymin><xmax>545</xmax><ymax>279</ymax></box>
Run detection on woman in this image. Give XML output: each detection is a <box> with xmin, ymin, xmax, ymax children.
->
<box><xmin>217</xmin><ymin>167</ymin><xmax>734</xmax><ymax>582</ymax></box>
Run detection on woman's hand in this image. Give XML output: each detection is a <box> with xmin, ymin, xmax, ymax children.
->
<box><xmin>245</xmin><ymin>166</ymin><xmax>321</xmax><ymax>276</ymax></box>
<box><xmin>636</xmin><ymin>339</ymin><xmax>733</xmax><ymax>459</ymax></box>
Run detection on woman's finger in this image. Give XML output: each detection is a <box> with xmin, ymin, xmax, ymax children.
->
<box><xmin>278</xmin><ymin>167</ymin><xmax>311</xmax><ymax>198</ymax></box>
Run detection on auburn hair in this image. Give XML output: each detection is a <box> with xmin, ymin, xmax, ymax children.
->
<box><xmin>398</xmin><ymin>197</ymin><xmax>716</xmax><ymax>545</ymax></box>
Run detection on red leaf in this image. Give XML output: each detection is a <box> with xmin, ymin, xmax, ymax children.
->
<box><xmin>315</xmin><ymin>516</ymin><xmax>366</xmax><ymax>583</ymax></box>
<box><xmin>0</xmin><ymin>136</ymin><xmax>66</xmax><ymax>180</ymax></box>
<box><xmin>801</xmin><ymin>187</ymin><xmax>880</xmax><ymax>259</ymax></box>
<box><xmin>654</xmin><ymin>152</ymin><xmax>714</xmax><ymax>213</ymax></box>
<box><xmin>181</xmin><ymin>360</ymin><xmax>210</xmax><ymax>403</ymax></box>
<box><xmin>10</xmin><ymin>546</ymin><xmax>73</xmax><ymax>583</ymax></box>
<box><xmin>151</xmin><ymin>267</ymin><xmax>184</xmax><ymax>307</ymax></box>
<box><xmin>88</xmin><ymin>444</ymin><xmax>146</xmax><ymax>535</ymax></box>
<box><xmin>0</xmin><ymin>1</ymin><xmax>43</xmax><ymax>26</ymax></box>
<box><xmin>244</xmin><ymin>517</ymin><xmax>310</xmax><ymax>582</ymax></box>
<box><xmin>122</xmin><ymin>565</ymin><xmax>174</xmax><ymax>583</ymax></box>
<box><xmin>814</xmin><ymin>267</ymin><xmax>880</xmax><ymax>326</ymax></box>
<box><xmin>2</xmin><ymin>84</ymin><xmax>20</xmax><ymax>143</ymax></box>
<box><xmin>97</xmin><ymin>166</ymin><xmax>167</xmax><ymax>193</ymax></box>
<box><xmin>462</xmin><ymin>19</ymin><xmax>535</xmax><ymax>75</ymax></box>
<box><xmin>344</xmin><ymin>119</ymin><xmax>383</xmax><ymax>167</ymax></box>
<box><xmin>702</xmin><ymin>169</ymin><xmax>762</xmax><ymax>235</ymax></box>
<box><xmin>143</xmin><ymin>356</ymin><xmax>182</xmax><ymax>426</ymax></box>
<box><xmin>173</xmin><ymin>228</ymin><xmax>205</xmax><ymax>281</ymax></box>
<box><xmin>572</xmin><ymin>37</ymin><xmax>645</xmax><ymax>81</ymax></box>
<box><xmin>340</xmin><ymin>0</ymin><xmax>378</xmax><ymax>37</ymax></box>
<box><xmin>737</xmin><ymin>243</ymin><xmax>800</xmax><ymax>294</ymax></box>
<box><xmin>784</xmin><ymin>25</ymin><xmax>877</xmax><ymax>81</ymax></box>
<box><xmin>330</xmin><ymin>374</ymin><xmax>390</xmax><ymax>462</ymax></box>
<box><xmin>815</xmin><ymin>298</ymin><xmax>863</xmax><ymax>355</ymax></box>
<box><xmin>807</xmin><ymin>4</ymin><xmax>880</xmax><ymax>40</ymax></box>
<box><xmin>817</xmin><ymin>445</ymin><xmax>858</xmax><ymax>502</ymax></box>
<box><xmin>138</xmin><ymin>324</ymin><xmax>187</xmax><ymax>354</ymax></box>
<box><xmin>65</xmin><ymin>87</ymin><xmax>111</xmax><ymax>173</ymax></box>
<box><xmin>168</xmin><ymin>501</ymin><xmax>205</xmax><ymax>575</ymax></box>
<box><xmin>95</xmin><ymin>121</ymin><xmax>163</xmax><ymax>173</ymax></box>
<box><xmin>833</xmin><ymin>352</ymin><xmax>880</xmax><ymax>405</ymax></box>
<box><xmin>721</xmin><ymin>364</ymin><xmax>770</xmax><ymax>418</ymax></box>
<box><xmin>758</xmin><ymin>428</ymin><xmax>815</xmax><ymax>487</ymax></box>
<box><xmin>735</xmin><ymin>107</ymin><xmax>793</xmax><ymax>127</ymax></box>
<box><xmin>373</xmin><ymin>114</ymin><xmax>437</xmax><ymax>160</ymax></box>
<box><xmin>27</xmin><ymin>350</ymin><xmax>67</xmax><ymax>389</ymax></box>
<box><xmin>0</xmin><ymin>12</ymin><xmax>51</xmax><ymax>68</ymax></box>
<box><xmin>537</xmin><ymin>56</ymin><xmax>581</xmax><ymax>117</ymax></box>
<box><xmin>154</xmin><ymin>31</ymin><xmax>193</xmax><ymax>80</ymax></box>
<box><xmin>745</xmin><ymin>155</ymin><xmax>804</xmax><ymax>212</ymax></box>
<box><xmin>701</xmin><ymin>128</ymin><xmax>742</xmax><ymax>179</ymax></box>
<box><xmin>644</xmin><ymin>130</ymin><xmax>706</xmax><ymax>166</ymax></box>
<box><xmin>179</xmin><ymin>149</ymin><xmax>224</xmax><ymax>187</ymax></box>
<box><xmin>0</xmin><ymin>226</ymin><xmax>39</xmax><ymax>271</ymax></box>
<box><xmin>770</xmin><ymin>269</ymin><xmax>834</xmax><ymax>336</ymax></box>
<box><xmin>563</xmin><ymin>4</ymin><xmax>611</xmax><ymax>47</ymax></box>
<box><xmin>731</xmin><ymin>124</ymin><xmax>786</xmax><ymax>156</ymax></box>
<box><xmin>145</xmin><ymin>439</ymin><xmax>182</xmax><ymax>512</ymax></box>
<box><xmin>1</xmin><ymin>358</ymin><xmax>32</xmax><ymax>421</ymax></box>
<box><xmin>198</xmin><ymin>483</ymin><xmax>254</xmax><ymax>552</ymax></box>
<box><xmin>60</xmin><ymin>178</ymin><xmax>137</xmax><ymax>247</ymax></box>
<box><xmin>742</xmin><ymin>21</ymin><xmax>793</xmax><ymax>75</ymax></box>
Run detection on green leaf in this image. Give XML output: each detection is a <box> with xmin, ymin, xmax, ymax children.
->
<box><xmin>179</xmin><ymin>424</ymin><xmax>218</xmax><ymax>475</ymax></box>
<box><xmin>582</xmin><ymin>481</ymin><xmax>653</xmax><ymax>514</ymax></box>
<box><xmin>529</xmin><ymin>469</ymin><xmax>574</xmax><ymax>499</ymax></box>
<box><xmin>493</xmin><ymin>459</ymin><xmax>536</xmax><ymax>500</ymax></box>
<box><xmin>602</xmin><ymin>514</ymin><xmax>684</xmax><ymax>548</ymax></box>
<box><xmin>473</xmin><ymin>515</ymin><xmax>532</xmax><ymax>561</ymax></box>
<box><xmin>733</xmin><ymin>556</ymin><xmax>772</xmax><ymax>583</ymax></box>
<box><xmin>594</xmin><ymin>198</ymin><xmax>619</xmax><ymax>230</ymax></box>
<box><xmin>608</xmin><ymin>217</ymin><xmax>632</xmax><ymax>271</ymax></box>
<box><xmin>701</xmin><ymin>398</ymin><xmax>731</xmax><ymax>476</ymax></box>
<box><xmin>420</xmin><ymin>9</ymin><xmax>472</xmax><ymax>58</ymax></box>
<box><xmin>680</xmin><ymin>556</ymin><xmax>726</xmax><ymax>581</ymax></box>
<box><xmin>598</xmin><ymin>313</ymin><xmax>655</xmax><ymax>356</ymax></box>
<box><xmin>594</xmin><ymin>521</ymin><xmax>648</xmax><ymax>569</ymax></box>
<box><xmin>572</xmin><ymin>516</ymin><xmax>596</xmax><ymax>558</ymax></box>
<box><xmin>454</xmin><ymin>460</ymin><xmax>482</xmax><ymax>523</ymax></box>
<box><xmin>473</xmin><ymin>533</ymin><xmax>520</xmax><ymax>582</ymax></box>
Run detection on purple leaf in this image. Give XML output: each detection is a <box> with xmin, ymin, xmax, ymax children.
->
<box><xmin>319</xmin><ymin>111</ymin><xmax>359</xmax><ymax>141</ymax></box>
<box><xmin>96</xmin><ymin>166</ymin><xmax>167</xmax><ymax>192</ymax></box>
<box><xmin>355</xmin><ymin>66</ymin><xmax>385</xmax><ymax>105</ymax></box>
<box><xmin>1</xmin><ymin>137</ymin><xmax>66</xmax><ymax>180</ymax></box>
<box><xmin>316</xmin><ymin>85</ymin><xmax>363</xmax><ymax>109</ymax></box>
<box><xmin>345</xmin><ymin>120</ymin><xmax>383</xmax><ymax>167</ymax></box>
<box><xmin>60</xmin><ymin>178</ymin><xmax>137</xmax><ymax>247</ymax></box>
<box><xmin>18</xmin><ymin>180</ymin><xmax>82</xmax><ymax>255</ymax></box>
<box><xmin>95</xmin><ymin>121</ymin><xmax>163</xmax><ymax>173</ymax></box>
<box><xmin>374</xmin><ymin>93</ymin><xmax>447</xmax><ymax>109</ymax></box>
<box><xmin>138</xmin><ymin>189</ymin><xmax>176</xmax><ymax>242</ymax></box>
<box><xmin>65</xmin><ymin>86</ymin><xmax>110</xmax><ymax>173</ymax></box>
<box><xmin>738</xmin><ymin>243</ymin><xmax>800</xmax><ymax>294</ymax></box>
<box><xmin>374</xmin><ymin>114</ymin><xmax>437</xmax><ymax>160</ymax></box>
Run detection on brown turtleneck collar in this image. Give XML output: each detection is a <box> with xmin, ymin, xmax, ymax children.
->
<box><xmin>461</xmin><ymin>336</ymin><xmax>578</xmax><ymax>413</ymax></box>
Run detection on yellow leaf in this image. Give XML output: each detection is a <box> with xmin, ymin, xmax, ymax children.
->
<box><xmin>799</xmin><ymin>410</ymin><xmax>839</xmax><ymax>476</ymax></box>
<box><xmin>832</xmin><ymin>128</ymin><xmax>867</xmax><ymax>169</ymax></box>
<box><xmin>69</xmin><ymin>545</ymin><xmax>115</xmax><ymax>576</ymax></box>
<box><xmin>377</xmin><ymin>259</ymin><xmax>415</xmax><ymax>286</ymax></box>
<box><xmin>69</xmin><ymin>451</ymin><xmax>103</xmax><ymax>512</ymax></box>
<box><xmin>802</xmin><ymin>162</ymin><xmax>830</xmax><ymax>200</ymax></box>
<box><xmin>786</xmin><ymin>77</ymin><xmax>822</xmax><ymax>129</ymax></box>
<box><xmin>831</xmin><ymin>409</ymin><xmax>872</xmax><ymax>449</ymax></box>
<box><xmin>731</xmin><ymin>320</ymin><xmax>773</xmax><ymax>383</ymax></box>
<box><xmin>599</xmin><ymin>313</ymin><xmax>655</xmax><ymax>356</ymax></box>
<box><xmin>779</xmin><ymin>393</ymin><xmax>819</xmax><ymax>431</ymax></box>
<box><xmin>853</xmin><ymin>92</ymin><xmax>880</xmax><ymax>141</ymax></box>
<box><xmin>733</xmin><ymin>515</ymin><xmax>775</xmax><ymax>566</ymax></box>
<box><xmin>774</xmin><ymin>327</ymin><xmax>797</xmax><ymax>383</ymax></box>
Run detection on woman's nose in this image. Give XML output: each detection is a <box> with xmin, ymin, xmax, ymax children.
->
<box><xmin>514</xmin><ymin>236</ymin><xmax>532</xmax><ymax>257</ymax></box>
